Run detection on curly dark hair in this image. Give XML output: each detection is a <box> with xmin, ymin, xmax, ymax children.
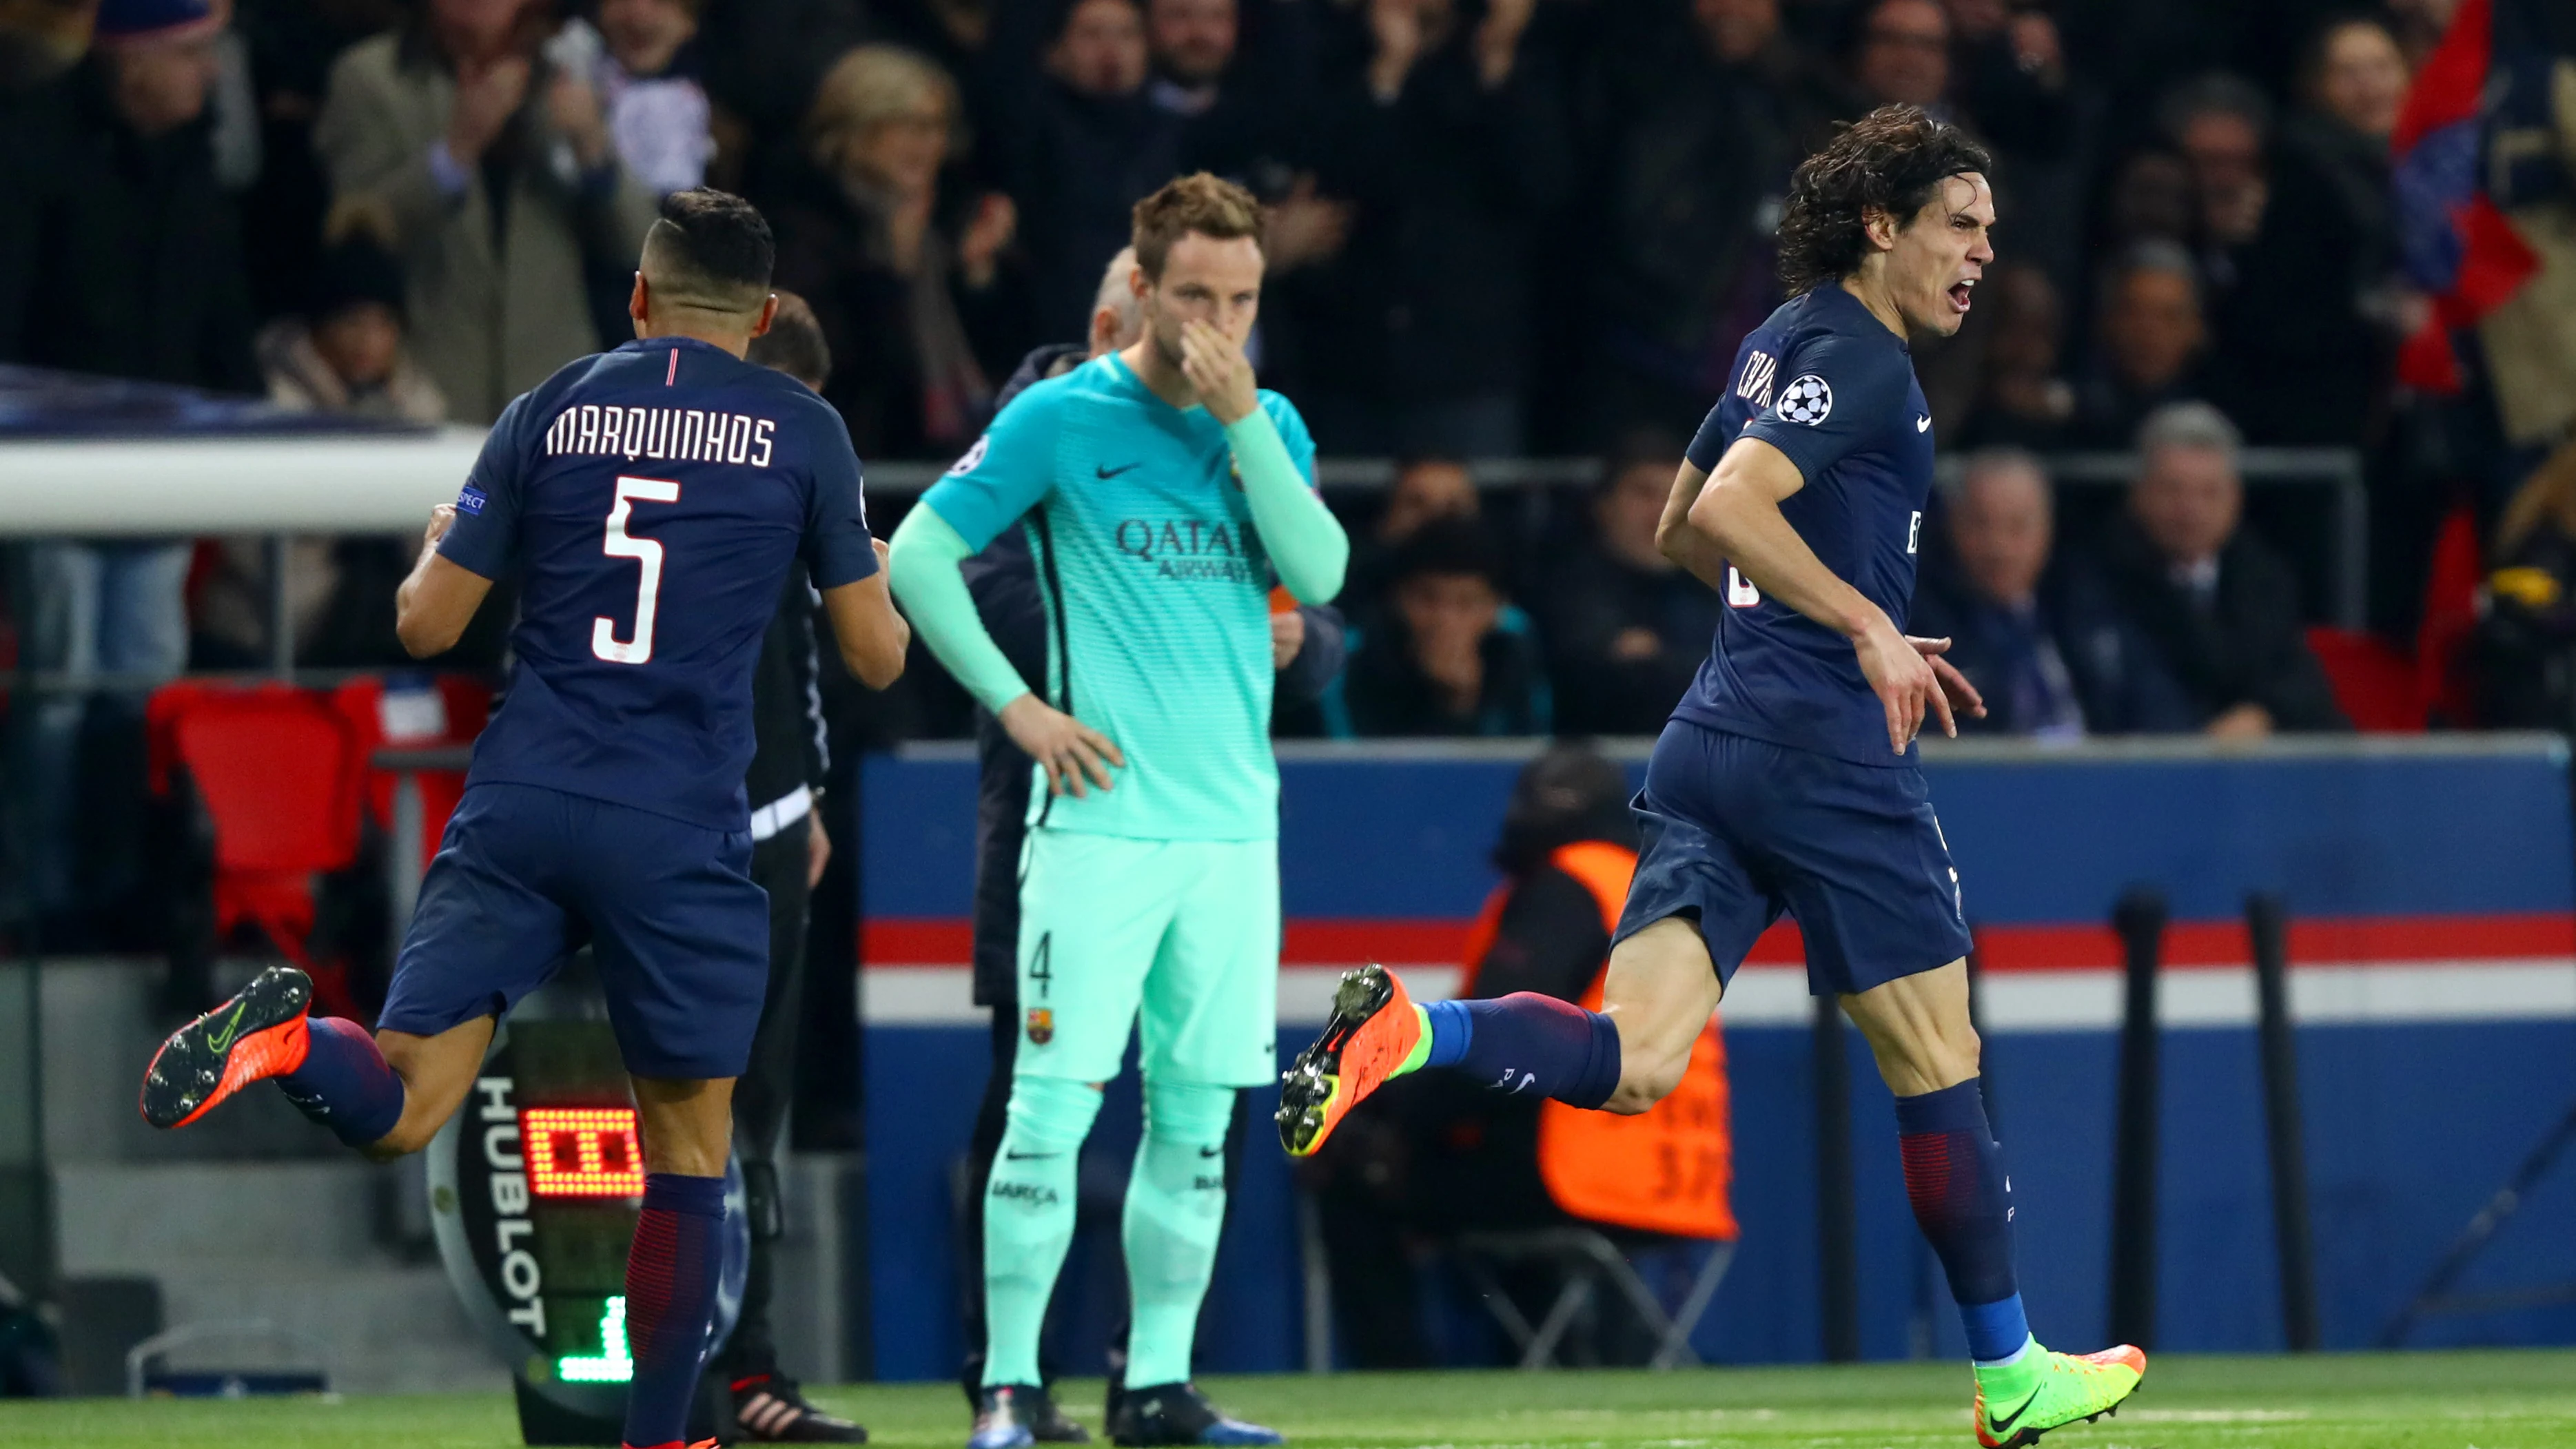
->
<box><xmin>1776</xmin><ymin>105</ymin><xmax>1994</xmax><ymax>297</ymax></box>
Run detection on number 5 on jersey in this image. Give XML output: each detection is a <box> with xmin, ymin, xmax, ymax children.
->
<box><xmin>595</xmin><ymin>475</ymin><xmax>680</xmax><ymax>664</ymax></box>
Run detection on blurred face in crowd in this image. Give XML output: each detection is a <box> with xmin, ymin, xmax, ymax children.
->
<box><xmin>1984</xmin><ymin>265</ymin><xmax>2061</xmax><ymax>380</ymax></box>
<box><xmin>2107</xmin><ymin>152</ymin><xmax>2194</xmax><ymax>247</ymax></box>
<box><xmin>1692</xmin><ymin>0</ymin><xmax>1778</xmax><ymax>64</ymax></box>
<box><xmin>1950</xmin><ymin>458</ymin><xmax>2054</xmax><ymax>608</ymax></box>
<box><xmin>2178</xmin><ymin>107</ymin><xmax>2266</xmax><ymax>244</ymax></box>
<box><xmin>849</xmin><ymin>102</ymin><xmax>950</xmax><ymax>199</ymax></box>
<box><xmin>599</xmin><ymin>0</ymin><xmax>697</xmax><ymax>77</ymax></box>
<box><xmin>105</xmin><ymin>31</ymin><xmax>222</xmax><ymax>136</ymax></box>
<box><xmin>1380</xmin><ymin>460</ymin><xmax>1477</xmax><ymax>542</ymax></box>
<box><xmin>431</xmin><ymin>0</ymin><xmax>537</xmax><ymax>63</ymax></box>
<box><xmin>1052</xmin><ymin>0</ymin><xmax>1149</xmax><ymax>98</ymax></box>
<box><xmin>1396</xmin><ymin>569</ymin><xmax>1502</xmax><ymax>673</ymax></box>
<box><xmin>1856</xmin><ymin>0</ymin><xmax>1948</xmax><ymax>108</ymax></box>
<box><xmin>2132</xmin><ymin>443</ymin><xmax>2242</xmax><ymax>568</ymax></box>
<box><xmin>1872</xmin><ymin>171</ymin><xmax>1994</xmax><ymax>339</ymax></box>
<box><xmin>1136</xmin><ymin>230</ymin><xmax>1263</xmax><ymax>370</ymax></box>
<box><xmin>1148</xmin><ymin>0</ymin><xmax>1236</xmax><ymax>86</ymax></box>
<box><xmin>314</xmin><ymin>302</ymin><xmax>404</xmax><ymax>389</ymax></box>
<box><xmin>2102</xmin><ymin>265</ymin><xmax>2204</xmax><ymax>393</ymax></box>
<box><xmin>2313</xmin><ymin>20</ymin><xmax>2408</xmax><ymax>140</ymax></box>
<box><xmin>1597</xmin><ymin>460</ymin><xmax>1678</xmax><ymax>573</ymax></box>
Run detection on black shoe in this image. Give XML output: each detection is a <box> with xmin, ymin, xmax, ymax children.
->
<box><xmin>1107</xmin><ymin>1384</ymin><xmax>1282</xmax><ymax>1446</ymax></box>
<box><xmin>972</xmin><ymin>1384</ymin><xmax>1089</xmax><ymax>1448</ymax></box>
<box><xmin>730</xmin><ymin>1371</ymin><xmax>867</xmax><ymax>1443</ymax></box>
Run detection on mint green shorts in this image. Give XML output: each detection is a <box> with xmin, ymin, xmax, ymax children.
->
<box><xmin>1012</xmin><ymin>829</ymin><xmax>1280</xmax><ymax>1087</ymax></box>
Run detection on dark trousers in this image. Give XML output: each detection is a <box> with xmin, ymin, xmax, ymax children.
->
<box><xmin>717</xmin><ymin>825</ymin><xmax>813</xmax><ymax>1379</ymax></box>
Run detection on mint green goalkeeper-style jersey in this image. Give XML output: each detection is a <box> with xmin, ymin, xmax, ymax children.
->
<box><xmin>917</xmin><ymin>351</ymin><xmax>1319</xmax><ymax>842</ymax></box>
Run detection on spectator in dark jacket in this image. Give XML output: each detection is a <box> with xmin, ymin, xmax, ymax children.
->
<box><xmin>1954</xmin><ymin>264</ymin><xmax>2075</xmax><ymax>451</ymax></box>
<box><xmin>2098</xmin><ymin>403</ymin><xmax>2347</xmax><ymax>735</ymax></box>
<box><xmin>987</xmin><ymin>0</ymin><xmax>1182</xmax><ymax>338</ymax></box>
<box><xmin>2070</xmin><ymin>241</ymin><xmax>2218</xmax><ymax>449</ymax></box>
<box><xmin>2210</xmin><ymin>18</ymin><xmax>2411</xmax><ymax>446</ymax></box>
<box><xmin>1911</xmin><ymin>450</ymin><xmax>2194</xmax><ymax>737</ymax></box>
<box><xmin>772</xmin><ymin>43</ymin><xmax>1023</xmax><ymax>458</ymax></box>
<box><xmin>6</xmin><ymin>0</ymin><xmax>256</xmax><ymax>932</ymax></box>
<box><xmin>1542</xmin><ymin>434</ymin><xmax>1720</xmax><ymax>736</ymax></box>
<box><xmin>1295</xmin><ymin>0</ymin><xmax>1570</xmax><ymax>457</ymax></box>
<box><xmin>1328</xmin><ymin>515</ymin><xmax>1548</xmax><ymax>737</ymax></box>
<box><xmin>4</xmin><ymin>0</ymin><xmax>257</xmax><ymax>392</ymax></box>
<box><xmin>1575</xmin><ymin>0</ymin><xmax>1836</xmax><ymax>439</ymax></box>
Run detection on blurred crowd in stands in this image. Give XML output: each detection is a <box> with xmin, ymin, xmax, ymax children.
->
<box><xmin>3</xmin><ymin>0</ymin><xmax>2576</xmax><ymax>761</ymax></box>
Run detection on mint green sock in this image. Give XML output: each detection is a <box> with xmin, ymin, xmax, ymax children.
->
<box><xmin>983</xmin><ymin>1076</ymin><xmax>1101</xmax><ymax>1387</ymax></box>
<box><xmin>1121</xmin><ymin>1079</ymin><xmax>1235</xmax><ymax>1388</ymax></box>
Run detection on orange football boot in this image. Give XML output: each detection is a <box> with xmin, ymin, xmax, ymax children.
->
<box><xmin>1275</xmin><ymin>964</ymin><xmax>1424</xmax><ymax>1158</ymax></box>
<box><xmin>139</xmin><ymin>965</ymin><xmax>314</xmax><ymax>1129</ymax></box>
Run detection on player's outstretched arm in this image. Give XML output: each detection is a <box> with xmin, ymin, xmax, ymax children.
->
<box><xmin>888</xmin><ymin>504</ymin><xmax>1124</xmax><ymax>796</ymax></box>
<box><xmin>1684</xmin><ymin>438</ymin><xmax>1954</xmax><ymax>752</ymax></box>
<box><xmin>821</xmin><ymin>539</ymin><xmax>910</xmax><ymax>689</ymax></box>
<box><xmin>1180</xmin><ymin>320</ymin><xmax>1348</xmax><ymax>604</ymax></box>
<box><xmin>394</xmin><ymin>504</ymin><xmax>495</xmax><ymax>658</ymax></box>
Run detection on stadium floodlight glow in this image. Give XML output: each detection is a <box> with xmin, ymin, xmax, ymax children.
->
<box><xmin>521</xmin><ymin>1106</ymin><xmax>647</xmax><ymax>1198</ymax></box>
<box><xmin>556</xmin><ymin>1297</ymin><xmax>634</xmax><ymax>1383</ymax></box>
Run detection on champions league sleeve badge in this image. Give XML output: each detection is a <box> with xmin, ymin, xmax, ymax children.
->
<box><xmin>1777</xmin><ymin>375</ymin><xmax>1834</xmax><ymax>425</ymax></box>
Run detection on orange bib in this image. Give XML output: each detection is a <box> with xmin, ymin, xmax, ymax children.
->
<box><xmin>1460</xmin><ymin>841</ymin><xmax>1737</xmax><ymax>1241</ymax></box>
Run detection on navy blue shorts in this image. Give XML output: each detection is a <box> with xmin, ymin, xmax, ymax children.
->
<box><xmin>1613</xmin><ymin>721</ymin><xmax>1973</xmax><ymax>998</ymax></box>
<box><xmin>378</xmin><ymin>782</ymin><xmax>769</xmax><ymax>1079</ymax></box>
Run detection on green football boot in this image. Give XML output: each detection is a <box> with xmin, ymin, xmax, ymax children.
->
<box><xmin>1972</xmin><ymin>1340</ymin><xmax>2146</xmax><ymax>1447</ymax></box>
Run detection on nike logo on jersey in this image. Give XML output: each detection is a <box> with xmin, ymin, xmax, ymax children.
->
<box><xmin>1002</xmin><ymin>1149</ymin><xmax>1061</xmax><ymax>1161</ymax></box>
<box><xmin>1096</xmin><ymin>462</ymin><xmax>1143</xmax><ymax>479</ymax></box>
<box><xmin>1916</xmin><ymin>415</ymin><xmax>1933</xmax><ymax>432</ymax></box>
<box><xmin>1198</xmin><ymin>1146</ymin><xmax>1224</xmax><ymax>1158</ymax></box>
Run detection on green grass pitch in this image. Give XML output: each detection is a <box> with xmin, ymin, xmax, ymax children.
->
<box><xmin>6</xmin><ymin>1351</ymin><xmax>2573</xmax><ymax>1448</ymax></box>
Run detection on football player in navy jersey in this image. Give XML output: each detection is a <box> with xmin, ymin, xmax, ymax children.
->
<box><xmin>1278</xmin><ymin>107</ymin><xmax>2145</xmax><ymax>1446</ymax></box>
<box><xmin>139</xmin><ymin>189</ymin><xmax>909</xmax><ymax>1449</ymax></box>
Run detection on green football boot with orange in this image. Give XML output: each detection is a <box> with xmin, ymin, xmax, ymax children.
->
<box><xmin>1972</xmin><ymin>1339</ymin><xmax>2147</xmax><ymax>1447</ymax></box>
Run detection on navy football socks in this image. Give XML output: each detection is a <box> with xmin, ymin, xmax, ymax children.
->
<box><xmin>622</xmin><ymin>1172</ymin><xmax>728</xmax><ymax>1449</ymax></box>
<box><xmin>1894</xmin><ymin>1079</ymin><xmax>2030</xmax><ymax>1363</ymax></box>
<box><xmin>276</xmin><ymin>1017</ymin><xmax>406</xmax><ymax>1149</ymax></box>
<box><xmin>1424</xmin><ymin>994</ymin><xmax>1622</xmax><ymax>1109</ymax></box>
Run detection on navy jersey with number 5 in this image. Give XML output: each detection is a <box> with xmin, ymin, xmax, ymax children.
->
<box><xmin>437</xmin><ymin>336</ymin><xmax>878</xmax><ymax>832</ymax></box>
<box><xmin>1677</xmin><ymin>285</ymin><xmax>1936</xmax><ymax>765</ymax></box>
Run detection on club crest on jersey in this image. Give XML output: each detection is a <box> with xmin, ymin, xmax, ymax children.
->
<box><xmin>1777</xmin><ymin>375</ymin><xmax>1833</xmax><ymax>425</ymax></box>
<box><xmin>946</xmin><ymin>435</ymin><xmax>990</xmax><ymax>477</ymax></box>
<box><xmin>456</xmin><ymin>484</ymin><xmax>487</xmax><ymax>515</ymax></box>
<box><xmin>1025</xmin><ymin>1007</ymin><xmax>1054</xmax><ymax>1045</ymax></box>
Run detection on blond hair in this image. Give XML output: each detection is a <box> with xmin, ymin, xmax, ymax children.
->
<box><xmin>805</xmin><ymin>45</ymin><xmax>961</xmax><ymax>174</ymax></box>
<box><xmin>1131</xmin><ymin>172</ymin><xmax>1264</xmax><ymax>280</ymax></box>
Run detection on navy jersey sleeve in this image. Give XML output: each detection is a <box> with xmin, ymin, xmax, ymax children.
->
<box><xmin>1735</xmin><ymin>329</ymin><xmax>1912</xmax><ymax>486</ymax></box>
<box><xmin>1686</xmin><ymin>336</ymin><xmax>1775</xmax><ymax>473</ymax></box>
<box><xmin>800</xmin><ymin>397</ymin><xmax>879</xmax><ymax>589</ymax></box>
<box><xmin>436</xmin><ymin>391</ymin><xmax>536</xmax><ymax>579</ymax></box>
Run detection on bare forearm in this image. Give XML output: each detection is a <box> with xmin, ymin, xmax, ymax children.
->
<box><xmin>1687</xmin><ymin>478</ymin><xmax>1881</xmax><ymax>639</ymax></box>
<box><xmin>1654</xmin><ymin>463</ymin><xmax>1732</xmax><ymax>592</ymax></box>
